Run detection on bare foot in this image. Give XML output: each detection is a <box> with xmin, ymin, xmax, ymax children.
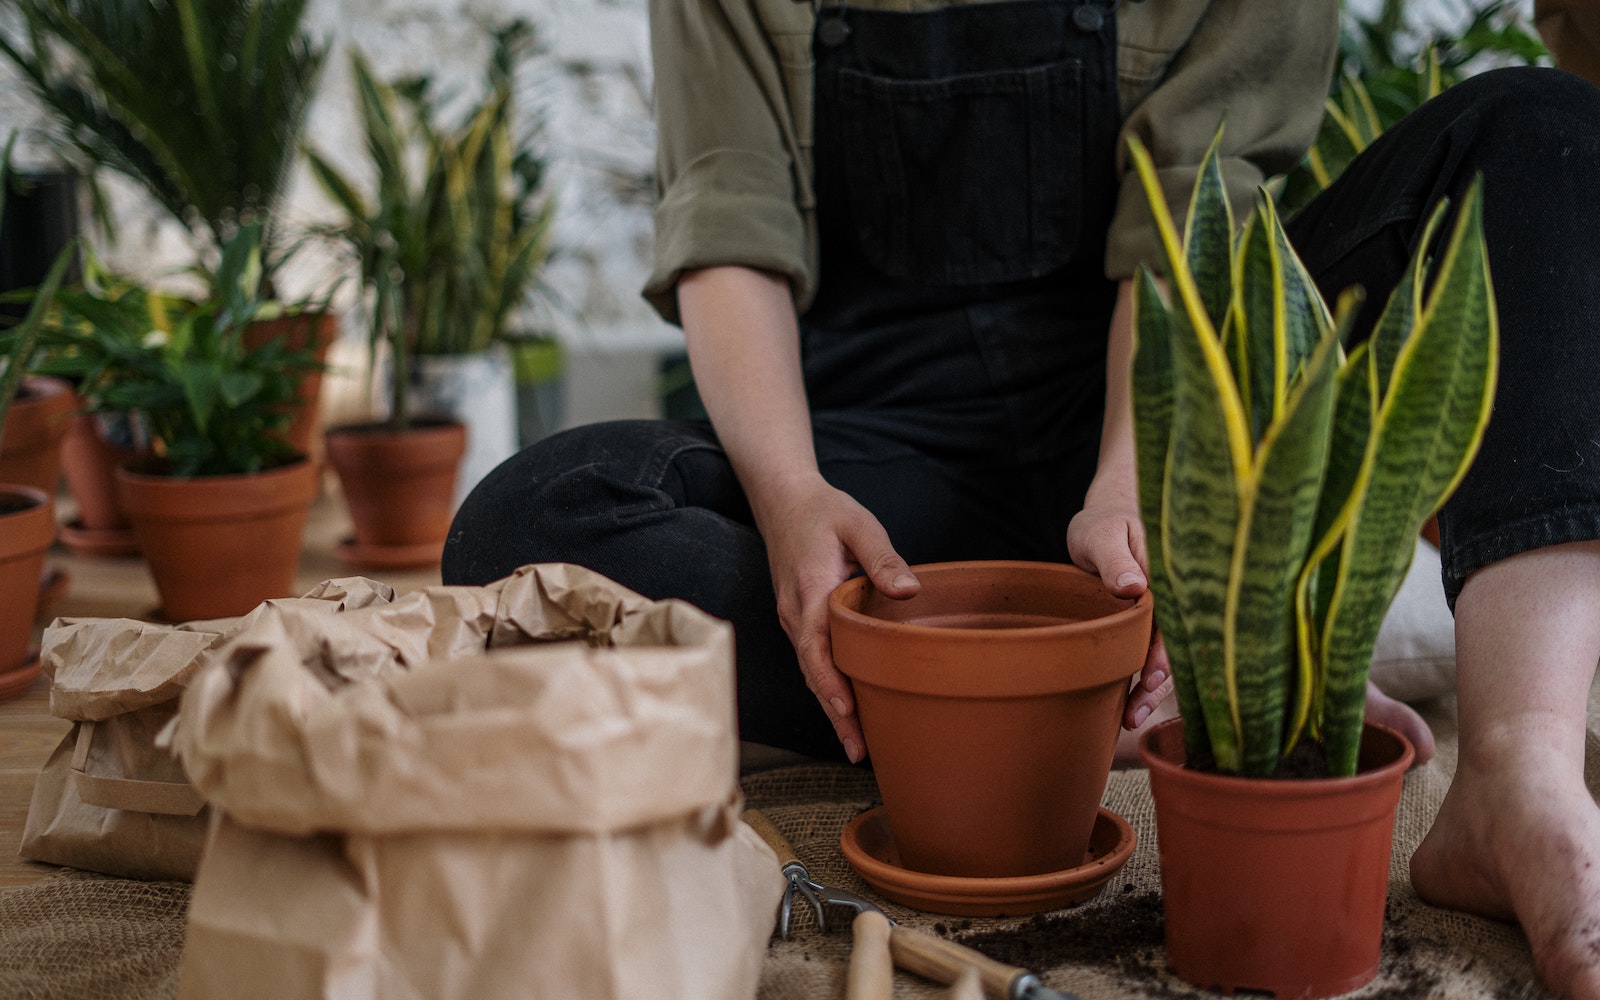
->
<box><xmin>1411</xmin><ymin>750</ymin><xmax>1600</xmax><ymax>999</ymax></box>
<box><xmin>1364</xmin><ymin>681</ymin><xmax>1436</xmax><ymax>766</ymax></box>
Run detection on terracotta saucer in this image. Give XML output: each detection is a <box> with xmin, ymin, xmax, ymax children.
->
<box><xmin>840</xmin><ymin>805</ymin><xmax>1136</xmax><ymax>917</ymax></box>
<box><xmin>335</xmin><ymin>536</ymin><xmax>444</xmax><ymax>571</ymax></box>
<box><xmin>58</xmin><ymin>518</ymin><xmax>141</xmax><ymax>558</ymax></box>
<box><xmin>0</xmin><ymin>651</ymin><xmax>42</xmax><ymax>702</ymax></box>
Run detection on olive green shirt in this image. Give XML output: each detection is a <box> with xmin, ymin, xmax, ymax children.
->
<box><xmin>644</xmin><ymin>0</ymin><xmax>1340</xmax><ymax>324</ymax></box>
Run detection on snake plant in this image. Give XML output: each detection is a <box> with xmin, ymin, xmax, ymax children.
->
<box><xmin>305</xmin><ymin>21</ymin><xmax>554</xmax><ymax>434</ymax></box>
<box><xmin>1129</xmin><ymin>131</ymin><xmax>1498</xmax><ymax>778</ymax></box>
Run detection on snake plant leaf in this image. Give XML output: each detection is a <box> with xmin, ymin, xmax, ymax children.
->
<box><xmin>1131</xmin><ymin>266</ymin><xmax>1209</xmax><ymax>760</ymax></box>
<box><xmin>1162</xmin><ymin>280</ymin><xmax>1249</xmax><ymax>771</ymax></box>
<box><xmin>1370</xmin><ymin>198</ymin><xmax>1448</xmax><ymax>401</ymax></box>
<box><xmin>1318</xmin><ymin>180</ymin><xmax>1498</xmax><ymax>774</ymax></box>
<box><xmin>1289</xmin><ymin>293</ymin><xmax>1368</xmax><ymax>747</ymax></box>
<box><xmin>1130</xmin><ymin>134</ymin><xmax>1254</xmax><ymax>769</ymax></box>
<box><xmin>1229</xmin><ymin>328</ymin><xmax>1340</xmax><ymax>775</ymax></box>
<box><xmin>1231</xmin><ymin>192</ymin><xmax>1327</xmax><ymax>442</ymax></box>
<box><xmin>1184</xmin><ymin>125</ymin><xmax>1235</xmax><ymax>336</ymax></box>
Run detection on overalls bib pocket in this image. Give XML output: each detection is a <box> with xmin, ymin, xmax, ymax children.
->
<box><xmin>835</xmin><ymin>58</ymin><xmax>1086</xmax><ymax>286</ymax></box>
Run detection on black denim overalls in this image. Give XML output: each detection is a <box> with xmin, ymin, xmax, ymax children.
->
<box><xmin>800</xmin><ymin>0</ymin><xmax>1123</xmax><ymax>568</ymax></box>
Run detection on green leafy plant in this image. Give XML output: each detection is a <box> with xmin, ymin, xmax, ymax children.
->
<box><xmin>0</xmin><ymin>0</ymin><xmax>327</xmax><ymax>288</ymax></box>
<box><xmin>305</xmin><ymin>20</ymin><xmax>555</xmax><ymax>433</ymax></box>
<box><xmin>1129</xmin><ymin>131</ymin><xmax>1498</xmax><ymax>778</ymax></box>
<box><xmin>16</xmin><ymin>223</ymin><xmax>320</xmax><ymax>477</ymax></box>
<box><xmin>1278</xmin><ymin>0</ymin><xmax>1547</xmax><ymax>213</ymax></box>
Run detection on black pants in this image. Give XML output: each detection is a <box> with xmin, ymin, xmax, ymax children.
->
<box><xmin>445</xmin><ymin>67</ymin><xmax>1600</xmax><ymax>758</ymax></box>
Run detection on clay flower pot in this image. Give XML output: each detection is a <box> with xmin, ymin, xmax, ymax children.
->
<box><xmin>0</xmin><ymin>485</ymin><xmax>55</xmax><ymax>700</ymax></box>
<box><xmin>115</xmin><ymin>459</ymin><xmax>320</xmax><ymax>622</ymax></box>
<box><xmin>829</xmin><ymin>560</ymin><xmax>1152</xmax><ymax>880</ymax></box>
<box><xmin>324</xmin><ymin>417</ymin><xmax>466</xmax><ymax>569</ymax></box>
<box><xmin>58</xmin><ymin>411</ymin><xmax>144</xmax><ymax>557</ymax></box>
<box><xmin>0</xmin><ymin>375</ymin><xmax>75</xmax><ymax>493</ymax></box>
<box><xmin>1139</xmin><ymin>717</ymin><xmax>1414</xmax><ymax>999</ymax></box>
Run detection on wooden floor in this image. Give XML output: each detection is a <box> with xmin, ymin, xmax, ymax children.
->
<box><xmin>0</xmin><ymin>473</ymin><xmax>441</xmax><ymax>889</ymax></box>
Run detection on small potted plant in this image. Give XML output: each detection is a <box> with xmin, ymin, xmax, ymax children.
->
<box><xmin>29</xmin><ymin>223</ymin><xmax>323</xmax><ymax>621</ymax></box>
<box><xmin>0</xmin><ymin>145</ymin><xmax>73</xmax><ymax>697</ymax></box>
<box><xmin>1129</xmin><ymin>132</ymin><xmax>1497</xmax><ymax>997</ymax></box>
<box><xmin>307</xmin><ymin>20</ymin><xmax>555</xmax><ymax>568</ymax></box>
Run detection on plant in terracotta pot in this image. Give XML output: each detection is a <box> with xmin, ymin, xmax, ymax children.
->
<box><xmin>306</xmin><ymin>20</ymin><xmax>555</xmax><ymax>569</ymax></box>
<box><xmin>25</xmin><ymin>224</ymin><xmax>323</xmax><ymax>621</ymax></box>
<box><xmin>0</xmin><ymin>0</ymin><xmax>337</xmax><ymax>454</ymax></box>
<box><xmin>1127</xmin><ymin>132</ymin><xmax>1497</xmax><ymax>997</ymax></box>
<box><xmin>0</xmin><ymin>158</ymin><xmax>73</xmax><ymax>698</ymax></box>
<box><xmin>6</xmin><ymin>248</ymin><xmax>158</xmax><ymax>558</ymax></box>
<box><xmin>827</xmin><ymin>560</ymin><xmax>1151</xmax><ymax>916</ymax></box>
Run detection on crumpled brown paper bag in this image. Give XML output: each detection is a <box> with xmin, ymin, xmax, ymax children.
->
<box><xmin>19</xmin><ymin>578</ymin><xmax>395</xmax><ymax>881</ymax></box>
<box><xmin>169</xmin><ymin>563</ymin><xmax>785</xmax><ymax>1000</ymax></box>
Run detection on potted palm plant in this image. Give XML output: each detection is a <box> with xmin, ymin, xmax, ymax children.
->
<box><xmin>0</xmin><ymin>147</ymin><xmax>73</xmax><ymax>698</ymax></box>
<box><xmin>0</xmin><ymin>0</ymin><xmax>337</xmax><ymax>457</ymax></box>
<box><xmin>1128</xmin><ymin>132</ymin><xmax>1497</xmax><ymax>998</ymax></box>
<box><xmin>307</xmin><ymin>20</ymin><xmax>555</xmax><ymax>569</ymax></box>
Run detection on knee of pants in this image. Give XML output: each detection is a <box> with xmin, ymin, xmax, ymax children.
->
<box><xmin>1438</xmin><ymin>67</ymin><xmax>1600</xmax><ymax>178</ymax></box>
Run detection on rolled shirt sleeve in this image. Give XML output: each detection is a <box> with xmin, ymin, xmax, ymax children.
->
<box><xmin>644</xmin><ymin>0</ymin><xmax>815</xmax><ymax>325</ymax></box>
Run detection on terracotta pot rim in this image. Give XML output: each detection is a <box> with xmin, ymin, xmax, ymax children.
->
<box><xmin>1137</xmin><ymin>716</ymin><xmax>1415</xmax><ymax>795</ymax></box>
<box><xmin>115</xmin><ymin>456</ymin><xmax>317</xmax><ymax>485</ymax></box>
<box><xmin>828</xmin><ymin>559</ymin><xmax>1153</xmax><ymax>640</ymax></box>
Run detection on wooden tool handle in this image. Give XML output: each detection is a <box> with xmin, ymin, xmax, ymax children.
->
<box><xmin>946</xmin><ymin>966</ymin><xmax>986</xmax><ymax>1000</ymax></box>
<box><xmin>889</xmin><ymin>924</ymin><xmax>1024</xmax><ymax>999</ymax></box>
<box><xmin>741</xmin><ymin>808</ymin><xmax>801</xmax><ymax>869</ymax></box>
<box><xmin>847</xmin><ymin>910</ymin><xmax>895</xmax><ymax>1000</ymax></box>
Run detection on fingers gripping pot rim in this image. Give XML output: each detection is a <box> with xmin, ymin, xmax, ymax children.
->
<box><xmin>169</xmin><ymin>563</ymin><xmax>785</xmax><ymax>1000</ymax></box>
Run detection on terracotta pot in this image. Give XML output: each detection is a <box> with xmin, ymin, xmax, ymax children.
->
<box><xmin>58</xmin><ymin>411</ymin><xmax>144</xmax><ymax>556</ymax></box>
<box><xmin>828</xmin><ymin>560</ymin><xmax>1153</xmax><ymax>879</ymax></box>
<box><xmin>324</xmin><ymin>418</ymin><xmax>466</xmax><ymax>569</ymax></box>
<box><xmin>0</xmin><ymin>375</ymin><xmax>75</xmax><ymax>494</ymax></box>
<box><xmin>1139</xmin><ymin>717</ymin><xmax>1414</xmax><ymax>999</ymax></box>
<box><xmin>0</xmin><ymin>485</ymin><xmax>54</xmax><ymax>694</ymax></box>
<box><xmin>115</xmin><ymin>459</ymin><xmax>320</xmax><ymax>622</ymax></box>
<box><xmin>244</xmin><ymin>311</ymin><xmax>339</xmax><ymax>460</ymax></box>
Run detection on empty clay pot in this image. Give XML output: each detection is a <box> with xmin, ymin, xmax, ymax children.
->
<box><xmin>829</xmin><ymin>560</ymin><xmax>1152</xmax><ymax>879</ymax></box>
<box><xmin>1140</xmin><ymin>717</ymin><xmax>1414</xmax><ymax>999</ymax></box>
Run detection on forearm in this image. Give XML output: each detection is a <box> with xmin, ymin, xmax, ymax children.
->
<box><xmin>677</xmin><ymin>265</ymin><xmax>822</xmax><ymax>529</ymax></box>
<box><xmin>1089</xmin><ymin>279</ymin><xmax>1140</xmax><ymax>506</ymax></box>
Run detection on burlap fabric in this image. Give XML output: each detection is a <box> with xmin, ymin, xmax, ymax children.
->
<box><xmin>5</xmin><ymin>688</ymin><xmax>1594</xmax><ymax>1000</ymax></box>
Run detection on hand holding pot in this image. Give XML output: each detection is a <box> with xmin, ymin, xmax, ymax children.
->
<box><xmin>1066</xmin><ymin>465</ymin><xmax>1174</xmax><ymax>730</ymax></box>
<box><xmin>753</xmin><ymin>474</ymin><xmax>920</xmax><ymax>764</ymax></box>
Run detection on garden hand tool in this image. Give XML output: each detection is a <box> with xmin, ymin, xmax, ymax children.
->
<box><xmin>742</xmin><ymin>809</ymin><xmax>1081</xmax><ymax>1000</ymax></box>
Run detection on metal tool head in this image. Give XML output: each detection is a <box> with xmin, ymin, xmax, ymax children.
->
<box><xmin>1012</xmin><ymin>973</ymin><xmax>1083</xmax><ymax>1000</ymax></box>
<box><xmin>774</xmin><ymin>864</ymin><xmax>890</xmax><ymax>940</ymax></box>
<box><xmin>775</xmin><ymin>865</ymin><xmax>829</xmax><ymax>939</ymax></box>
